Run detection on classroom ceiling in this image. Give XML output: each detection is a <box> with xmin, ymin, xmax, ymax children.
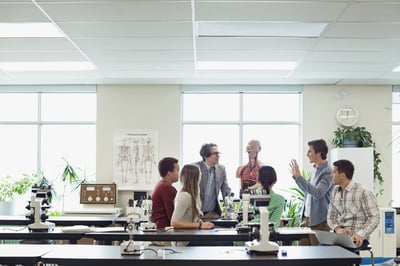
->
<box><xmin>1</xmin><ymin>0</ymin><xmax>400</xmax><ymax>86</ymax></box>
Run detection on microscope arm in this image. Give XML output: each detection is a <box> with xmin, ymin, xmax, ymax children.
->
<box><xmin>245</xmin><ymin>206</ymin><xmax>279</xmax><ymax>254</ymax></box>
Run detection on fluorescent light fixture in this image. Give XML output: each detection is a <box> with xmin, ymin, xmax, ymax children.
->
<box><xmin>196</xmin><ymin>61</ymin><xmax>297</xmax><ymax>71</ymax></box>
<box><xmin>0</xmin><ymin>22</ymin><xmax>64</xmax><ymax>37</ymax></box>
<box><xmin>393</xmin><ymin>65</ymin><xmax>400</xmax><ymax>72</ymax></box>
<box><xmin>0</xmin><ymin>62</ymin><xmax>96</xmax><ymax>71</ymax></box>
<box><xmin>197</xmin><ymin>21</ymin><xmax>328</xmax><ymax>37</ymax></box>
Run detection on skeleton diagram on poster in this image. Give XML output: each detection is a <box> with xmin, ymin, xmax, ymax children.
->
<box><xmin>114</xmin><ymin>129</ymin><xmax>158</xmax><ymax>190</ymax></box>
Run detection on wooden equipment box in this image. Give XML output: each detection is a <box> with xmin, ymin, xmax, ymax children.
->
<box><xmin>80</xmin><ymin>184</ymin><xmax>117</xmax><ymax>204</ymax></box>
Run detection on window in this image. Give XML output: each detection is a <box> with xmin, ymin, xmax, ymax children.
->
<box><xmin>0</xmin><ymin>86</ymin><xmax>96</xmax><ymax>213</ymax></box>
<box><xmin>181</xmin><ymin>86</ymin><xmax>301</xmax><ymax>198</ymax></box>
<box><xmin>392</xmin><ymin>89</ymin><xmax>400</xmax><ymax>206</ymax></box>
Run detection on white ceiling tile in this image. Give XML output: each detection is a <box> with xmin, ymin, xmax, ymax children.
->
<box><xmin>197</xmin><ymin>50</ymin><xmax>306</xmax><ymax>61</ymax></box>
<box><xmin>58</xmin><ymin>22</ymin><xmax>193</xmax><ymax>38</ymax></box>
<box><xmin>315</xmin><ymin>38</ymin><xmax>400</xmax><ymax>51</ymax></box>
<box><xmin>325</xmin><ymin>22</ymin><xmax>400</xmax><ymax>38</ymax></box>
<box><xmin>304</xmin><ymin>51</ymin><xmax>400</xmax><ymax>63</ymax></box>
<box><xmin>339</xmin><ymin>3</ymin><xmax>400</xmax><ymax>22</ymax></box>
<box><xmin>0</xmin><ymin>0</ymin><xmax>399</xmax><ymax>85</ymax></box>
<box><xmin>290</xmin><ymin>71</ymin><xmax>382</xmax><ymax>79</ymax></box>
<box><xmin>40</xmin><ymin>2</ymin><xmax>192</xmax><ymax>21</ymax></box>
<box><xmin>195</xmin><ymin>2</ymin><xmax>347</xmax><ymax>21</ymax></box>
<box><xmin>196</xmin><ymin>37</ymin><xmax>317</xmax><ymax>50</ymax></box>
<box><xmin>86</xmin><ymin>50</ymin><xmax>194</xmax><ymax>61</ymax></box>
<box><xmin>0</xmin><ymin>3</ymin><xmax>47</xmax><ymax>22</ymax></box>
<box><xmin>295</xmin><ymin>62</ymin><xmax>392</xmax><ymax>72</ymax></box>
<box><xmin>73</xmin><ymin>37</ymin><xmax>193</xmax><ymax>50</ymax></box>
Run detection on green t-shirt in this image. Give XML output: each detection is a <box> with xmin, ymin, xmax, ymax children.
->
<box><xmin>254</xmin><ymin>188</ymin><xmax>286</xmax><ymax>227</ymax></box>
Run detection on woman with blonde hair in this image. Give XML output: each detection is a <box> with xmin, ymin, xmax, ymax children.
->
<box><xmin>171</xmin><ymin>164</ymin><xmax>214</xmax><ymax>231</ymax></box>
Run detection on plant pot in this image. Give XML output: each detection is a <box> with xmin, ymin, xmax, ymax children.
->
<box><xmin>0</xmin><ymin>195</ymin><xmax>30</xmax><ymax>215</ymax></box>
<box><xmin>343</xmin><ymin>139</ymin><xmax>359</xmax><ymax>147</ymax></box>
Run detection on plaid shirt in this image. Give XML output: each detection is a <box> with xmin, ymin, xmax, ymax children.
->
<box><xmin>328</xmin><ymin>181</ymin><xmax>380</xmax><ymax>239</ymax></box>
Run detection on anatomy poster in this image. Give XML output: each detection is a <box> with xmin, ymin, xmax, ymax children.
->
<box><xmin>113</xmin><ymin>129</ymin><xmax>158</xmax><ymax>190</ymax></box>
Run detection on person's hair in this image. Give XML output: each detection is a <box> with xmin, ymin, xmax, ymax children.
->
<box><xmin>158</xmin><ymin>157</ymin><xmax>178</xmax><ymax>178</ymax></box>
<box><xmin>199</xmin><ymin>143</ymin><xmax>217</xmax><ymax>161</ymax></box>
<box><xmin>308</xmin><ymin>139</ymin><xmax>328</xmax><ymax>160</ymax></box>
<box><xmin>180</xmin><ymin>164</ymin><xmax>201</xmax><ymax>218</ymax></box>
<box><xmin>258</xmin><ymin>166</ymin><xmax>277</xmax><ymax>194</ymax></box>
<box><xmin>333</xmin><ymin>159</ymin><xmax>354</xmax><ymax>179</ymax></box>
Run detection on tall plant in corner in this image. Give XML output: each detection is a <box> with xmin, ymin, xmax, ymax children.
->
<box><xmin>280</xmin><ymin>169</ymin><xmax>310</xmax><ymax>227</ymax></box>
<box><xmin>332</xmin><ymin>126</ymin><xmax>383</xmax><ymax>195</ymax></box>
<box><xmin>59</xmin><ymin>157</ymin><xmax>88</xmax><ymax>213</ymax></box>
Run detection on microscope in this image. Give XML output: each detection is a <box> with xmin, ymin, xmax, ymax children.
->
<box><xmin>121</xmin><ymin>210</ymin><xmax>143</xmax><ymax>255</ymax></box>
<box><xmin>236</xmin><ymin>192</ymin><xmax>251</xmax><ymax>232</ymax></box>
<box><xmin>25</xmin><ymin>186</ymin><xmax>55</xmax><ymax>232</ymax></box>
<box><xmin>244</xmin><ymin>194</ymin><xmax>279</xmax><ymax>254</ymax></box>
<box><xmin>126</xmin><ymin>197</ymin><xmax>156</xmax><ymax>232</ymax></box>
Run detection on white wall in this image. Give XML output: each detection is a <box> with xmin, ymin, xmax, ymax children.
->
<box><xmin>96</xmin><ymin>84</ymin><xmax>393</xmax><ymax>208</ymax></box>
<box><xmin>303</xmin><ymin>85</ymin><xmax>392</xmax><ymax>207</ymax></box>
<box><xmin>96</xmin><ymin>84</ymin><xmax>181</xmax><ymax>208</ymax></box>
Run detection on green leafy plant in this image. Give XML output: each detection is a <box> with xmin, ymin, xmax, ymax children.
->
<box><xmin>332</xmin><ymin>126</ymin><xmax>374</xmax><ymax>147</ymax></box>
<box><xmin>34</xmin><ymin>171</ymin><xmax>55</xmax><ymax>203</ymax></box>
<box><xmin>58</xmin><ymin>157</ymin><xmax>90</xmax><ymax>213</ymax></box>
<box><xmin>280</xmin><ymin>169</ymin><xmax>309</xmax><ymax>227</ymax></box>
<box><xmin>0</xmin><ymin>173</ymin><xmax>37</xmax><ymax>202</ymax></box>
<box><xmin>281</xmin><ymin>187</ymin><xmax>304</xmax><ymax>227</ymax></box>
<box><xmin>332</xmin><ymin>126</ymin><xmax>383</xmax><ymax>195</ymax></box>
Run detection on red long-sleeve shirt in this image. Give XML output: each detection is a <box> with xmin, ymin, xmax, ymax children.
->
<box><xmin>150</xmin><ymin>180</ymin><xmax>177</xmax><ymax>228</ymax></box>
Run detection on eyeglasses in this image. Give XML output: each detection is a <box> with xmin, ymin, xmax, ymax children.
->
<box><xmin>211</xmin><ymin>152</ymin><xmax>221</xmax><ymax>156</ymax></box>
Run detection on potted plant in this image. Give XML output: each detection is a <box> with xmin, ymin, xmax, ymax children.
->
<box><xmin>332</xmin><ymin>126</ymin><xmax>383</xmax><ymax>195</ymax></box>
<box><xmin>57</xmin><ymin>157</ymin><xmax>90</xmax><ymax>214</ymax></box>
<box><xmin>281</xmin><ymin>187</ymin><xmax>304</xmax><ymax>227</ymax></box>
<box><xmin>0</xmin><ymin>173</ymin><xmax>36</xmax><ymax>202</ymax></box>
<box><xmin>332</xmin><ymin>126</ymin><xmax>373</xmax><ymax>147</ymax></box>
<box><xmin>0</xmin><ymin>173</ymin><xmax>37</xmax><ymax>215</ymax></box>
<box><xmin>281</xmin><ymin>169</ymin><xmax>310</xmax><ymax>227</ymax></box>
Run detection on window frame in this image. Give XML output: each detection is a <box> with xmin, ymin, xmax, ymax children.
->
<box><xmin>0</xmin><ymin>85</ymin><xmax>96</xmax><ymax>195</ymax></box>
<box><xmin>181</xmin><ymin>85</ymin><xmax>302</xmax><ymax>198</ymax></box>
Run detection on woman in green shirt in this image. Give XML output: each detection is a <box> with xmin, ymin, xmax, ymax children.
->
<box><xmin>255</xmin><ymin>166</ymin><xmax>286</xmax><ymax>228</ymax></box>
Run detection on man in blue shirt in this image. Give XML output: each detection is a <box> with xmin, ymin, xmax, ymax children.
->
<box><xmin>289</xmin><ymin>139</ymin><xmax>333</xmax><ymax>245</ymax></box>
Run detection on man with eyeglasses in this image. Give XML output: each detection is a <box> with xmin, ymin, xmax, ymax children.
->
<box><xmin>195</xmin><ymin>143</ymin><xmax>232</xmax><ymax>219</ymax></box>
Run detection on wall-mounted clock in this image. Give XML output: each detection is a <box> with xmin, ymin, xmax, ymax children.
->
<box><xmin>336</xmin><ymin>106</ymin><xmax>359</xmax><ymax>127</ymax></box>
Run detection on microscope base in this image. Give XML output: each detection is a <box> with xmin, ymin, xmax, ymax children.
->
<box><xmin>28</xmin><ymin>221</ymin><xmax>55</xmax><ymax>232</ymax></box>
<box><xmin>139</xmin><ymin>222</ymin><xmax>157</xmax><ymax>232</ymax></box>
<box><xmin>121</xmin><ymin>240</ymin><xmax>142</xmax><ymax>255</ymax></box>
<box><xmin>245</xmin><ymin>239</ymin><xmax>279</xmax><ymax>254</ymax></box>
<box><xmin>236</xmin><ymin>225</ymin><xmax>251</xmax><ymax>233</ymax></box>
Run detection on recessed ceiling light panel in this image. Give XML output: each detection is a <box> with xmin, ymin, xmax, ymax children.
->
<box><xmin>393</xmin><ymin>65</ymin><xmax>400</xmax><ymax>72</ymax></box>
<box><xmin>196</xmin><ymin>61</ymin><xmax>297</xmax><ymax>70</ymax></box>
<box><xmin>0</xmin><ymin>62</ymin><xmax>96</xmax><ymax>71</ymax></box>
<box><xmin>0</xmin><ymin>22</ymin><xmax>64</xmax><ymax>37</ymax></box>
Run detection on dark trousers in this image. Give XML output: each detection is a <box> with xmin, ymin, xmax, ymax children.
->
<box><xmin>299</xmin><ymin>217</ymin><xmax>330</xmax><ymax>246</ymax></box>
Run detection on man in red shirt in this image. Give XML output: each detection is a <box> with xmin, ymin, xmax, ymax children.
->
<box><xmin>151</xmin><ymin>157</ymin><xmax>179</xmax><ymax>229</ymax></box>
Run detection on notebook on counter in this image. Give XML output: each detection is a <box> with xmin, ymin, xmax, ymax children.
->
<box><xmin>313</xmin><ymin>230</ymin><xmax>357</xmax><ymax>248</ymax></box>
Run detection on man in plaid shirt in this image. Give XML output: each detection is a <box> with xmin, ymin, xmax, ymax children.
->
<box><xmin>328</xmin><ymin>159</ymin><xmax>380</xmax><ymax>249</ymax></box>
